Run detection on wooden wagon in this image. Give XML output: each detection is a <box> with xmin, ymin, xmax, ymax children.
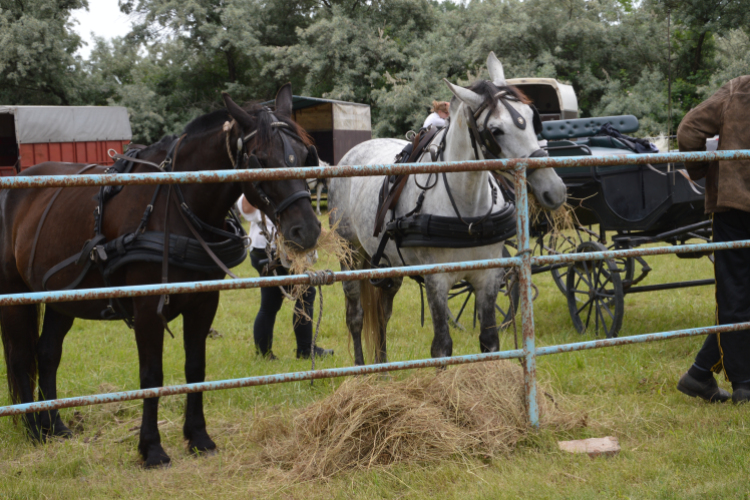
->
<box><xmin>0</xmin><ymin>106</ymin><xmax>132</xmax><ymax>176</ymax></box>
<box><xmin>263</xmin><ymin>96</ymin><xmax>372</xmax><ymax>165</ymax></box>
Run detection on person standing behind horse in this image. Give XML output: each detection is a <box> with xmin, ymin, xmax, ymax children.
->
<box><xmin>423</xmin><ymin>100</ymin><xmax>450</xmax><ymax>129</ymax></box>
<box><xmin>237</xmin><ymin>194</ymin><xmax>333</xmax><ymax>360</ymax></box>
<box><xmin>676</xmin><ymin>75</ymin><xmax>750</xmax><ymax>404</ymax></box>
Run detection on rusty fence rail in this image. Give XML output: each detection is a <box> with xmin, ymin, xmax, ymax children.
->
<box><xmin>1</xmin><ymin>150</ymin><xmax>750</xmax><ymax>426</ymax></box>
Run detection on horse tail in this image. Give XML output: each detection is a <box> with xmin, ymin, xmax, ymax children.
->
<box><xmin>360</xmin><ymin>275</ymin><xmax>385</xmax><ymax>364</ymax></box>
<box><xmin>0</xmin><ymin>304</ymin><xmax>42</xmax><ymax>405</ymax></box>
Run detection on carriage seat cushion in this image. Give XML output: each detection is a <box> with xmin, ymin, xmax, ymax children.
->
<box><xmin>539</xmin><ymin>115</ymin><xmax>639</xmax><ymax>141</ymax></box>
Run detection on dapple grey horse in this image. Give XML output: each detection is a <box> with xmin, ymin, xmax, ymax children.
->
<box><xmin>328</xmin><ymin>52</ymin><xmax>567</xmax><ymax>365</ymax></box>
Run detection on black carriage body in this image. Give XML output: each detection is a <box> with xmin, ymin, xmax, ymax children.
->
<box><xmin>532</xmin><ymin>112</ymin><xmax>709</xmax><ymax>238</ymax></box>
<box><xmin>549</xmin><ymin>142</ymin><xmax>707</xmax><ymax>234</ymax></box>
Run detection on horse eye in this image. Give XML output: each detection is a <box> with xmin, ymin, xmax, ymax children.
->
<box><xmin>491</xmin><ymin>127</ymin><xmax>504</xmax><ymax>137</ymax></box>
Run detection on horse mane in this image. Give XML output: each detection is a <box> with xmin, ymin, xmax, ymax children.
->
<box><xmin>181</xmin><ymin>103</ymin><xmax>313</xmax><ymax>153</ymax></box>
<box><xmin>467</xmin><ymin>80</ymin><xmax>532</xmax><ymax>113</ymax></box>
<box><xmin>139</xmin><ymin>134</ymin><xmax>178</xmax><ymax>156</ymax></box>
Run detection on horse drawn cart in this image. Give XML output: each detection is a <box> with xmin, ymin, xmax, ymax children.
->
<box><xmin>452</xmin><ymin>79</ymin><xmax>712</xmax><ymax>339</ymax></box>
<box><xmin>0</xmin><ymin>105</ymin><xmax>132</xmax><ymax>176</ymax></box>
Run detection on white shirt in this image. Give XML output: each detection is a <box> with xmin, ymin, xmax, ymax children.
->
<box><xmin>423</xmin><ymin>112</ymin><xmax>446</xmax><ymax>129</ymax></box>
<box><xmin>236</xmin><ymin>195</ymin><xmax>275</xmax><ymax>250</ymax></box>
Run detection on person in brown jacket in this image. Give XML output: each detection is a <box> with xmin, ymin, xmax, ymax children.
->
<box><xmin>676</xmin><ymin>75</ymin><xmax>750</xmax><ymax>404</ymax></box>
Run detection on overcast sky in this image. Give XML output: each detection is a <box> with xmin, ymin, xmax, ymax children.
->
<box><xmin>71</xmin><ymin>0</ymin><xmax>133</xmax><ymax>59</ymax></box>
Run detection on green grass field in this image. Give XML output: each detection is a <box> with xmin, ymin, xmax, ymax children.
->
<box><xmin>1</xmin><ymin>216</ymin><xmax>748</xmax><ymax>500</ymax></box>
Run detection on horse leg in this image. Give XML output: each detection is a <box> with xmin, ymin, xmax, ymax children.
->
<box><xmin>472</xmin><ymin>272</ymin><xmax>501</xmax><ymax>353</ymax></box>
<box><xmin>424</xmin><ymin>275</ymin><xmax>453</xmax><ymax>358</ymax></box>
<box><xmin>182</xmin><ymin>293</ymin><xmax>218</xmax><ymax>456</ymax></box>
<box><xmin>132</xmin><ymin>299</ymin><xmax>169</xmax><ymax>468</ymax></box>
<box><xmin>343</xmin><ymin>277</ymin><xmax>365</xmax><ymax>365</ymax></box>
<box><xmin>36</xmin><ymin>307</ymin><xmax>75</xmax><ymax>438</ymax></box>
<box><xmin>374</xmin><ymin>277</ymin><xmax>403</xmax><ymax>364</ymax></box>
<box><xmin>0</xmin><ymin>305</ymin><xmax>43</xmax><ymax>441</ymax></box>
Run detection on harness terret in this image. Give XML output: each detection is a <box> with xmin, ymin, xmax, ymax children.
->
<box><xmin>369</xmin><ymin>85</ymin><xmax>545</xmax><ymax>289</ymax></box>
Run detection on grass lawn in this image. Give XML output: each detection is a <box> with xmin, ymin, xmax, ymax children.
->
<box><xmin>1</xmin><ymin>216</ymin><xmax>748</xmax><ymax>499</ymax></box>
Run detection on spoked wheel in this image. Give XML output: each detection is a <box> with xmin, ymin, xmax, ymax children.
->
<box><xmin>565</xmin><ymin>241</ymin><xmax>624</xmax><ymax>338</ymax></box>
<box><xmin>447</xmin><ymin>247</ymin><xmax>519</xmax><ymax>330</ymax></box>
<box><xmin>496</xmin><ymin>251</ymin><xmax>520</xmax><ymax>328</ymax></box>
<box><xmin>540</xmin><ymin>225</ymin><xmax>601</xmax><ymax>294</ymax></box>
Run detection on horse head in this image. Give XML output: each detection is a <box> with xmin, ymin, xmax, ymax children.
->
<box><xmin>443</xmin><ymin>52</ymin><xmax>566</xmax><ymax>211</ymax></box>
<box><xmin>222</xmin><ymin>85</ymin><xmax>321</xmax><ymax>251</ymax></box>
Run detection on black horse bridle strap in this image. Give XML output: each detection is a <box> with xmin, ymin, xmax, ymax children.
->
<box><xmin>173</xmin><ymin>193</ymin><xmax>240</xmax><ymax>279</ymax></box>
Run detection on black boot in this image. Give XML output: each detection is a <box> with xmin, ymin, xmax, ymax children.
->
<box><xmin>677</xmin><ymin>372</ymin><xmax>730</xmax><ymax>402</ymax></box>
<box><xmin>255</xmin><ymin>346</ymin><xmax>278</xmax><ymax>360</ymax></box>
<box><xmin>297</xmin><ymin>346</ymin><xmax>334</xmax><ymax>360</ymax></box>
<box><xmin>732</xmin><ymin>382</ymin><xmax>750</xmax><ymax>404</ymax></box>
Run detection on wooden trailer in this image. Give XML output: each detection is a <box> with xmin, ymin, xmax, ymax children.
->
<box><xmin>264</xmin><ymin>96</ymin><xmax>372</xmax><ymax>165</ymax></box>
<box><xmin>0</xmin><ymin>106</ymin><xmax>132</xmax><ymax>176</ymax></box>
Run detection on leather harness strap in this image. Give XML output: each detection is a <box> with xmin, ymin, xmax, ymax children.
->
<box><xmin>373</xmin><ymin>126</ymin><xmax>442</xmax><ymax>237</ymax></box>
<box><xmin>28</xmin><ymin>163</ymin><xmax>100</xmax><ymax>283</ymax></box>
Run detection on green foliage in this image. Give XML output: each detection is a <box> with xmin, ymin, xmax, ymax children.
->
<box><xmin>0</xmin><ymin>0</ymin><xmax>90</xmax><ymax>105</ymax></box>
<box><xmin>3</xmin><ymin>0</ymin><xmax>744</xmax><ymax>142</ymax></box>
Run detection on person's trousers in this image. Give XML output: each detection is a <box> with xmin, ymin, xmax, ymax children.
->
<box><xmin>694</xmin><ymin>209</ymin><xmax>750</xmax><ymax>382</ymax></box>
<box><xmin>250</xmin><ymin>249</ymin><xmax>316</xmax><ymax>356</ymax></box>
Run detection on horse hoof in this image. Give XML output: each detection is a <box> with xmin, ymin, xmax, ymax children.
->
<box><xmin>143</xmin><ymin>454</ymin><xmax>172</xmax><ymax>469</ymax></box>
<box><xmin>188</xmin><ymin>438</ymin><xmax>217</xmax><ymax>457</ymax></box>
<box><xmin>190</xmin><ymin>446</ymin><xmax>218</xmax><ymax>458</ymax></box>
<box><xmin>141</xmin><ymin>444</ymin><xmax>171</xmax><ymax>469</ymax></box>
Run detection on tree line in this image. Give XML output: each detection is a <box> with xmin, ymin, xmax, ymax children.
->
<box><xmin>2</xmin><ymin>0</ymin><xmax>749</xmax><ymax>143</ymax></box>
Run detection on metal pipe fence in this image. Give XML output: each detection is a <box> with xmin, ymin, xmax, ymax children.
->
<box><xmin>1</xmin><ymin>150</ymin><xmax>750</xmax><ymax>427</ymax></box>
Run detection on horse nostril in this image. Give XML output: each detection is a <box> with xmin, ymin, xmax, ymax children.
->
<box><xmin>542</xmin><ymin>192</ymin><xmax>554</xmax><ymax>207</ymax></box>
<box><xmin>290</xmin><ymin>225</ymin><xmax>304</xmax><ymax>243</ymax></box>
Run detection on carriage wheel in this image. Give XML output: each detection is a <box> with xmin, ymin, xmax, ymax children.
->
<box><xmin>544</xmin><ymin>226</ymin><xmax>599</xmax><ymax>294</ymax></box>
<box><xmin>447</xmin><ymin>247</ymin><xmax>519</xmax><ymax>330</ymax></box>
<box><xmin>544</xmin><ymin>231</ymin><xmax>580</xmax><ymax>294</ymax></box>
<box><xmin>496</xmin><ymin>247</ymin><xmax>521</xmax><ymax>328</ymax></box>
<box><xmin>565</xmin><ymin>241</ymin><xmax>624</xmax><ymax>338</ymax></box>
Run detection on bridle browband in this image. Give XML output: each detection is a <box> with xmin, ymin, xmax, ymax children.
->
<box><xmin>225</xmin><ymin>108</ymin><xmax>317</xmax><ymax>222</ymax></box>
<box><xmin>465</xmin><ymin>86</ymin><xmax>545</xmax><ymax>163</ymax></box>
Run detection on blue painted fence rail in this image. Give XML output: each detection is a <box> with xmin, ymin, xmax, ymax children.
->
<box><xmin>0</xmin><ymin>149</ymin><xmax>747</xmax><ymax>427</ymax></box>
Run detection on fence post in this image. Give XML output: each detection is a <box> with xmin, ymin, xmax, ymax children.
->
<box><xmin>514</xmin><ymin>165</ymin><xmax>539</xmax><ymax>427</ymax></box>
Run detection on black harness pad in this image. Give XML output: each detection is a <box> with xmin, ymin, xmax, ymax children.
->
<box><xmin>385</xmin><ymin>202</ymin><xmax>517</xmax><ymax>248</ymax></box>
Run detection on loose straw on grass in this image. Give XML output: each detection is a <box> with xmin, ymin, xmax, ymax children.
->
<box><xmin>253</xmin><ymin>361</ymin><xmax>586</xmax><ymax>480</ymax></box>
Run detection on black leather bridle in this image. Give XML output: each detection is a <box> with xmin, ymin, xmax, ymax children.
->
<box><xmin>230</xmin><ymin>108</ymin><xmax>318</xmax><ymax>221</ymax></box>
<box><xmin>465</xmin><ymin>87</ymin><xmax>546</xmax><ymax>162</ymax></box>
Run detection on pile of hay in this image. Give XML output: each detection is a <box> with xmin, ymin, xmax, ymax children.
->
<box><xmin>255</xmin><ymin>361</ymin><xmax>584</xmax><ymax>479</ymax></box>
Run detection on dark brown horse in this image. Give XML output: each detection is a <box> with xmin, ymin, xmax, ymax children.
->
<box><xmin>0</xmin><ymin>84</ymin><xmax>321</xmax><ymax>467</ymax></box>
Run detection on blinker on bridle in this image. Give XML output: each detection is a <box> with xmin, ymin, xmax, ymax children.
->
<box><xmin>227</xmin><ymin>110</ymin><xmax>318</xmax><ymax>221</ymax></box>
<box><xmin>465</xmin><ymin>87</ymin><xmax>545</xmax><ymax>161</ymax></box>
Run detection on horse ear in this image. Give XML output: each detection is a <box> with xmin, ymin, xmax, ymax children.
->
<box><xmin>443</xmin><ymin>79</ymin><xmax>484</xmax><ymax>111</ymax></box>
<box><xmin>274</xmin><ymin>83</ymin><xmax>293</xmax><ymax>119</ymax></box>
<box><xmin>222</xmin><ymin>92</ymin><xmax>253</xmax><ymax>128</ymax></box>
<box><xmin>486</xmin><ymin>52</ymin><xmax>506</xmax><ymax>86</ymax></box>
